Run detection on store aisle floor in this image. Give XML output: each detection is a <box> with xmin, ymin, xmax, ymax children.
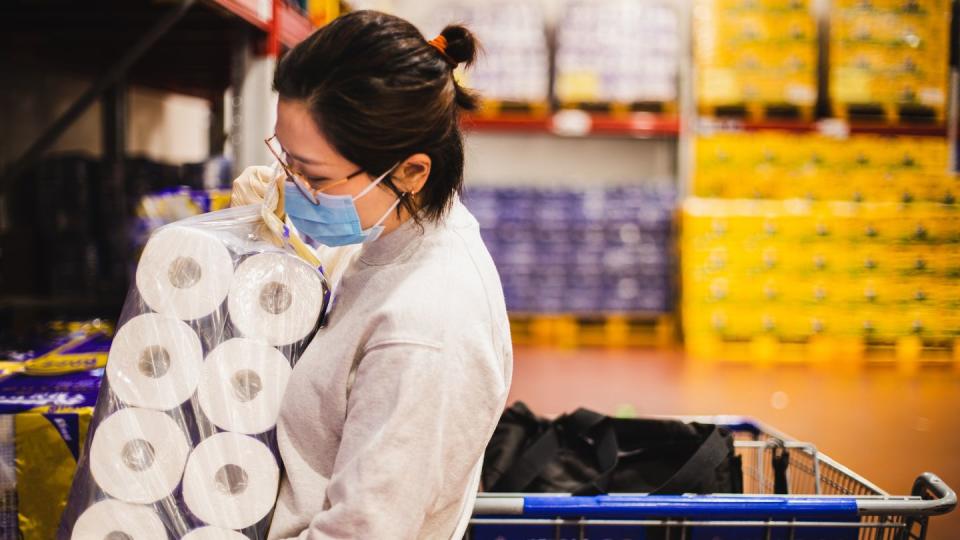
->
<box><xmin>508</xmin><ymin>346</ymin><xmax>960</xmax><ymax>539</ymax></box>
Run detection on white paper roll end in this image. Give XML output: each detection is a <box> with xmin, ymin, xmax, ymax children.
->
<box><xmin>106</xmin><ymin>313</ymin><xmax>203</xmax><ymax>410</ymax></box>
<box><xmin>90</xmin><ymin>408</ymin><xmax>191</xmax><ymax>504</ymax></box>
<box><xmin>198</xmin><ymin>338</ymin><xmax>292</xmax><ymax>435</ymax></box>
<box><xmin>136</xmin><ymin>226</ymin><xmax>234</xmax><ymax>321</ymax></box>
<box><xmin>182</xmin><ymin>432</ymin><xmax>280</xmax><ymax>530</ymax></box>
<box><xmin>227</xmin><ymin>252</ymin><xmax>324</xmax><ymax>346</ymax></box>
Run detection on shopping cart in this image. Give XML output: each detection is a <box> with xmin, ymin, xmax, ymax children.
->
<box><xmin>469</xmin><ymin>416</ymin><xmax>956</xmax><ymax>540</ymax></box>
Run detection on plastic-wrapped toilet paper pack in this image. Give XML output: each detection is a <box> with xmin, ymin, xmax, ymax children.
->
<box><xmin>59</xmin><ymin>204</ymin><xmax>330</xmax><ymax>539</ymax></box>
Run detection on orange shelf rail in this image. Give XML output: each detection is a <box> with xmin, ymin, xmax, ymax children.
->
<box><xmin>463</xmin><ymin>112</ymin><xmax>681</xmax><ymax>138</ymax></box>
<box><xmin>205</xmin><ymin>0</ymin><xmax>314</xmax><ymax>48</ymax></box>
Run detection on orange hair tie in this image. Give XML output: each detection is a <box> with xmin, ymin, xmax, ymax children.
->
<box><xmin>428</xmin><ymin>34</ymin><xmax>448</xmax><ymax>53</ymax></box>
<box><xmin>428</xmin><ymin>34</ymin><xmax>456</xmax><ymax>66</ymax></box>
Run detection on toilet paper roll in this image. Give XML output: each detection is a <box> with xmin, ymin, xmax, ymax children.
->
<box><xmin>90</xmin><ymin>408</ymin><xmax>191</xmax><ymax>504</ymax></box>
<box><xmin>182</xmin><ymin>526</ymin><xmax>248</xmax><ymax>540</ymax></box>
<box><xmin>107</xmin><ymin>313</ymin><xmax>203</xmax><ymax>410</ymax></box>
<box><xmin>71</xmin><ymin>499</ymin><xmax>167</xmax><ymax>540</ymax></box>
<box><xmin>182</xmin><ymin>432</ymin><xmax>280</xmax><ymax>530</ymax></box>
<box><xmin>227</xmin><ymin>252</ymin><xmax>325</xmax><ymax>346</ymax></box>
<box><xmin>137</xmin><ymin>225</ymin><xmax>234</xmax><ymax>321</ymax></box>
<box><xmin>197</xmin><ymin>338</ymin><xmax>292</xmax><ymax>434</ymax></box>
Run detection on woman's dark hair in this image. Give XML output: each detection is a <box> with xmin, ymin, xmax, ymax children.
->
<box><xmin>273</xmin><ymin>10</ymin><xmax>480</xmax><ymax>222</ymax></box>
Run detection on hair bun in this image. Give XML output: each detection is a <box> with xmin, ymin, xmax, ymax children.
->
<box><xmin>439</xmin><ymin>24</ymin><xmax>478</xmax><ymax>67</ymax></box>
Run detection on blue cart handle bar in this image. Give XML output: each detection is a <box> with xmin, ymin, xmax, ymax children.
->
<box><xmin>475</xmin><ymin>473</ymin><xmax>956</xmax><ymax>520</ymax></box>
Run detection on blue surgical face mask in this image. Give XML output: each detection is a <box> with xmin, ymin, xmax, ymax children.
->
<box><xmin>284</xmin><ymin>165</ymin><xmax>402</xmax><ymax>247</ymax></box>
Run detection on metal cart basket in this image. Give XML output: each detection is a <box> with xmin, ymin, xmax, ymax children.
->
<box><xmin>469</xmin><ymin>416</ymin><xmax>956</xmax><ymax>540</ymax></box>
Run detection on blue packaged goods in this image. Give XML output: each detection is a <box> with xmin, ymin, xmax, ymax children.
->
<box><xmin>464</xmin><ymin>185</ymin><xmax>675</xmax><ymax>313</ymax></box>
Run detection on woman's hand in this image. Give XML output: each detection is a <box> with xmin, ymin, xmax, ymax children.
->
<box><xmin>230</xmin><ymin>165</ymin><xmax>283</xmax><ymax>207</ymax></box>
<box><xmin>229</xmin><ymin>164</ymin><xmax>361</xmax><ymax>287</ymax></box>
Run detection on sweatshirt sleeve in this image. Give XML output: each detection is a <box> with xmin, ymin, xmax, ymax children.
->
<box><xmin>292</xmin><ymin>339</ymin><xmax>470</xmax><ymax>540</ymax></box>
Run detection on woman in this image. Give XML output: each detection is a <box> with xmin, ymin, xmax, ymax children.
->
<box><xmin>231</xmin><ymin>10</ymin><xmax>513</xmax><ymax>540</ymax></box>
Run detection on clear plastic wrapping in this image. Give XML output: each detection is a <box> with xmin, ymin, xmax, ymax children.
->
<box><xmin>58</xmin><ymin>204</ymin><xmax>329</xmax><ymax>539</ymax></box>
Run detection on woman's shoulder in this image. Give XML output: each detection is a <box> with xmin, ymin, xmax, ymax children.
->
<box><xmin>368</xmin><ymin>255</ymin><xmax>502</xmax><ymax>348</ymax></box>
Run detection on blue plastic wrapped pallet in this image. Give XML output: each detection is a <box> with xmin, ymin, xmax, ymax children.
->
<box><xmin>464</xmin><ymin>185</ymin><xmax>675</xmax><ymax>314</ymax></box>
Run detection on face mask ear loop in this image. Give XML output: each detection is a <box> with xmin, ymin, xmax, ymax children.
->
<box><xmin>353</xmin><ymin>163</ymin><xmax>401</xmax><ymax>201</ymax></box>
<box><xmin>371</xmin><ymin>192</ymin><xmax>406</xmax><ymax>229</ymax></box>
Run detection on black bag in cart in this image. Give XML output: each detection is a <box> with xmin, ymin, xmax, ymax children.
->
<box><xmin>482</xmin><ymin>402</ymin><xmax>743</xmax><ymax>495</ymax></box>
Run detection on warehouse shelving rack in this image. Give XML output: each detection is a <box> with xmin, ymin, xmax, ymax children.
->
<box><xmin>0</xmin><ymin>0</ymin><xmax>319</xmax><ymax>327</ymax></box>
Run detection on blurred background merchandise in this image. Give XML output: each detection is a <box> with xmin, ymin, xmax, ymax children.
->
<box><xmin>694</xmin><ymin>0</ymin><xmax>819</xmax><ymax>120</ymax></box>
<box><xmin>0</xmin><ymin>0</ymin><xmax>958</xmax><ymax>537</ymax></box>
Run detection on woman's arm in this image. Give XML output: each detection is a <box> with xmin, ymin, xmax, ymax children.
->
<box><xmin>291</xmin><ymin>339</ymin><xmax>487</xmax><ymax>540</ymax></box>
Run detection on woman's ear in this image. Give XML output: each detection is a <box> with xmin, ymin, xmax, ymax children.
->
<box><xmin>390</xmin><ymin>153</ymin><xmax>431</xmax><ymax>195</ymax></box>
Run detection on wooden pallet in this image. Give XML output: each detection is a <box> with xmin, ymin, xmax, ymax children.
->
<box><xmin>686</xmin><ymin>334</ymin><xmax>960</xmax><ymax>372</ymax></box>
<box><xmin>510</xmin><ymin>314</ymin><xmax>675</xmax><ymax>348</ymax></box>
<box><xmin>476</xmin><ymin>99</ymin><xmax>551</xmax><ymax>116</ymax></box>
<box><xmin>698</xmin><ymin>102</ymin><xmax>815</xmax><ymax>122</ymax></box>
<box><xmin>556</xmin><ymin>100</ymin><xmax>678</xmax><ymax>116</ymax></box>
<box><xmin>832</xmin><ymin>102</ymin><xmax>945</xmax><ymax>125</ymax></box>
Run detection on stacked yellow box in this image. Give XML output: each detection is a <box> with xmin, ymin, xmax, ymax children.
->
<box><xmin>694</xmin><ymin>131</ymin><xmax>954</xmax><ymax>202</ymax></box>
<box><xmin>830</xmin><ymin>0</ymin><xmax>950</xmax><ymax>122</ymax></box>
<box><xmin>682</xmin><ymin>198</ymin><xmax>960</xmax><ymax>343</ymax></box>
<box><xmin>694</xmin><ymin>0</ymin><xmax>817</xmax><ymax>116</ymax></box>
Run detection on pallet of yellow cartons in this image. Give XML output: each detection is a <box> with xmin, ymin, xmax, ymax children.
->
<box><xmin>695</xmin><ymin>0</ymin><xmax>817</xmax><ymax>115</ymax></box>
<box><xmin>829</xmin><ymin>0</ymin><xmax>950</xmax><ymax>124</ymax></box>
<box><xmin>681</xmin><ymin>198</ymin><xmax>960</xmax><ymax>360</ymax></box>
<box><xmin>694</xmin><ymin>132</ymin><xmax>953</xmax><ymax>202</ymax></box>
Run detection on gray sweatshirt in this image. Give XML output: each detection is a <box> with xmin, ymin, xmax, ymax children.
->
<box><xmin>267</xmin><ymin>200</ymin><xmax>513</xmax><ymax>539</ymax></box>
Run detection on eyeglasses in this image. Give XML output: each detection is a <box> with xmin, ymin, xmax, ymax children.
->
<box><xmin>264</xmin><ymin>134</ymin><xmax>364</xmax><ymax>204</ymax></box>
